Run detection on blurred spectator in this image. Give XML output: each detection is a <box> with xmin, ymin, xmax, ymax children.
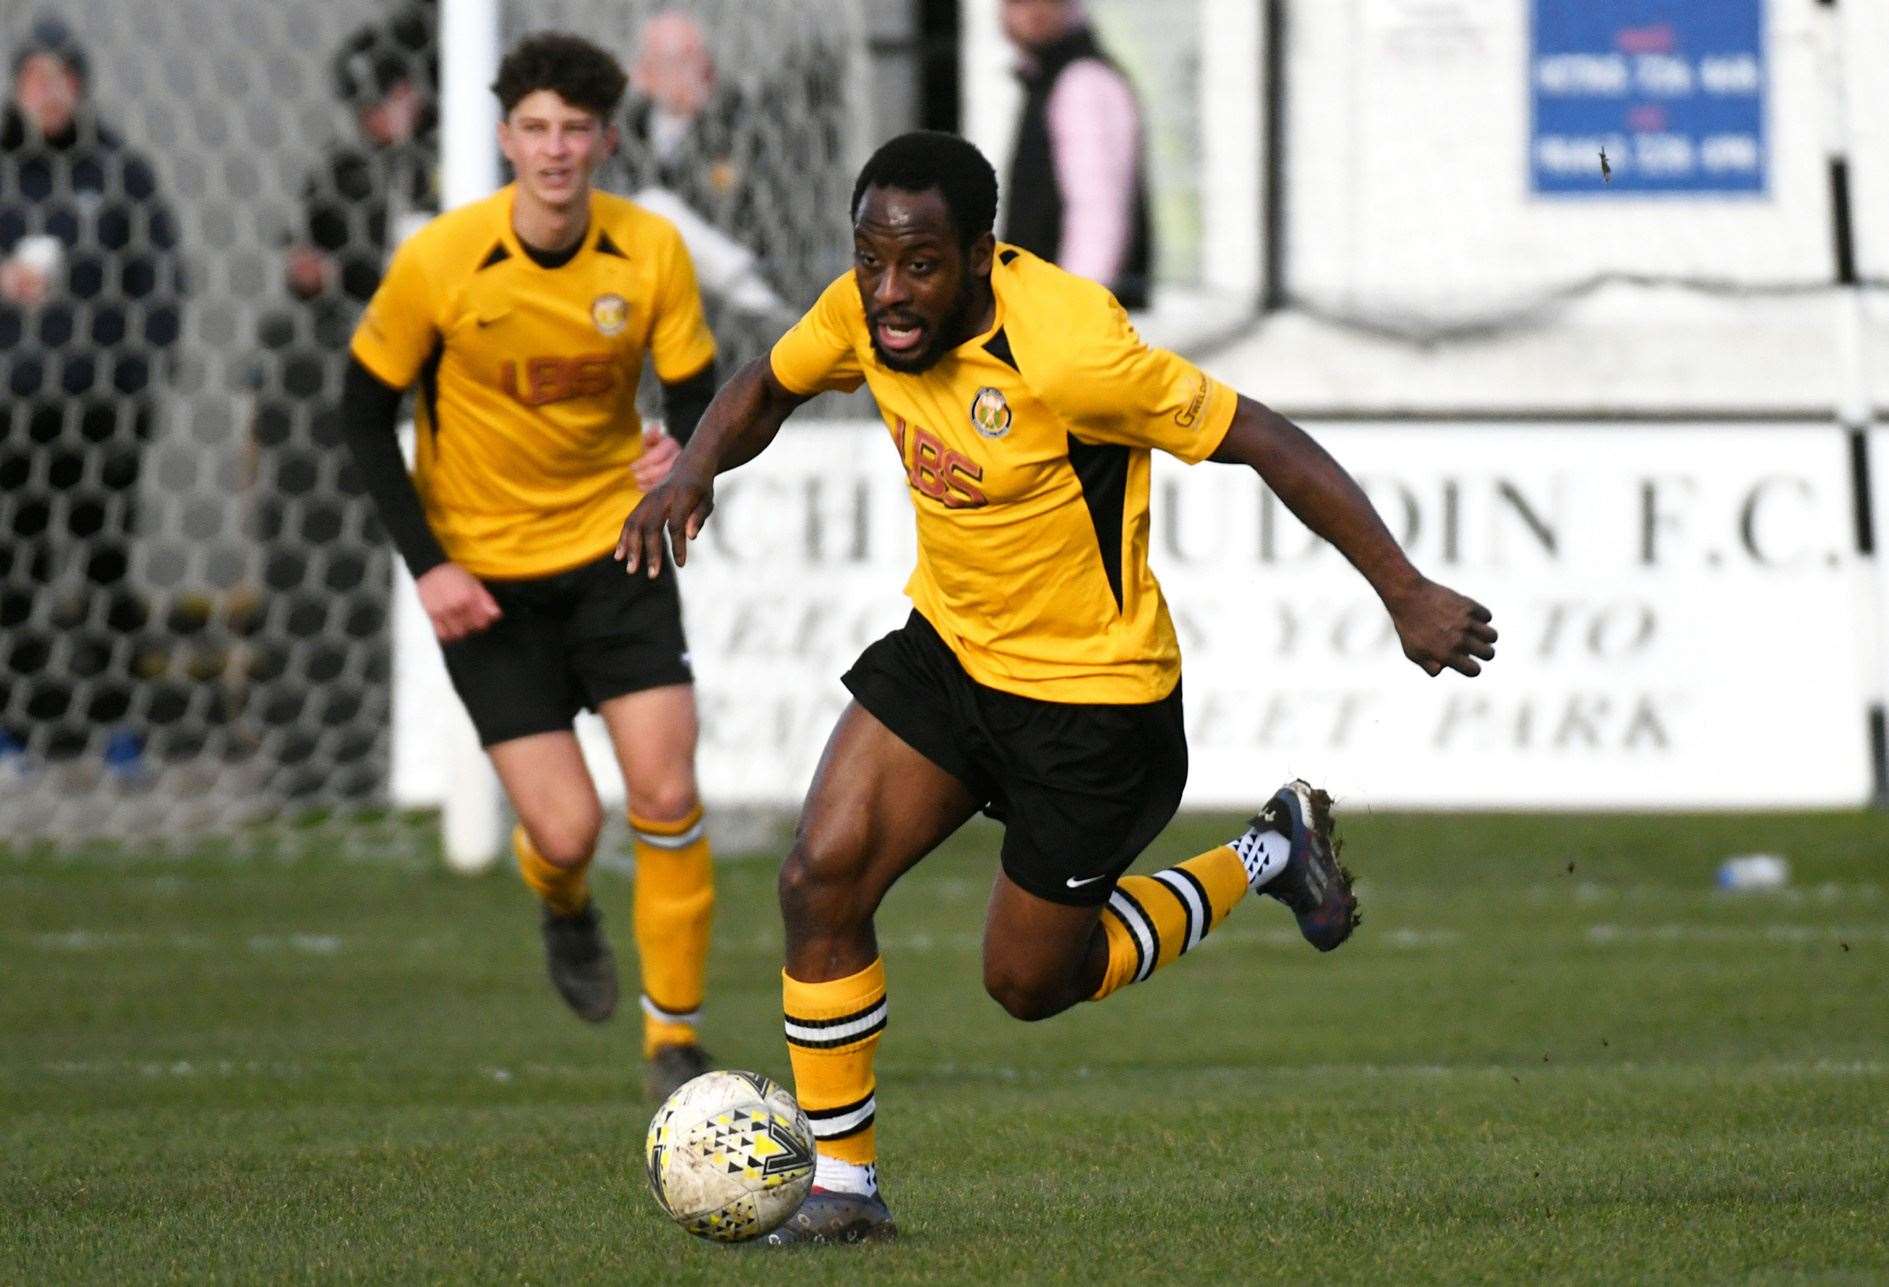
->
<box><xmin>999</xmin><ymin>0</ymin><xmax>1153</xmax><ymax>308</ymax></box>
<box><xmin>0</xmin><ymin>15</ymin><xmax>185</xmax><ymax>769</ymax></box>
<box><xmin>242</xmin><ymin>3</ymin><xmax>437</xmax><ymax>796</ymax></box>
<box><xmin>620</xmin><ymin>10</ymin><xmax>746</xmax><ymax>236</ymax></box>
<box><xmin>617</xmin><ymin>9</ymin><xmax>786</xmax><ymax>321</ymax></box>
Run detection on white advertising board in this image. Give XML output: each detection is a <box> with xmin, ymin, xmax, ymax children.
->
<box><xmin>395</xmin><ymin>420</ymin><xmax>1874</xmax><ymax>818</ymax></box>
<box><xmin>1158</xmin><ymin>422</ymin><xmax>1872</xmax><ymax>810</ymax></box>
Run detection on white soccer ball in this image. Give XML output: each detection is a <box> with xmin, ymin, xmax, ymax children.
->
<box><xmin>645</xmin><ymin>1069</ymin><xmax>817</xmax><ymax>1242</ymax></box>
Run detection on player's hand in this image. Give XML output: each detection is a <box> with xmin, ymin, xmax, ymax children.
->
<box><xmin>0</xmin><ymin>258</ymin><xmax>51</xmax><ymax>309</ymax></box>
<box><xmin>415</xmin><ymin>562</ymin><xmax>502</xmax><ymax>644</ymax></box>
<box><xmin>284</xmin><ymin>244</ymin><xmax>334</xmax><ymax>300</ymax></box>
<box><xmin>632</xmin><ymin>426</ymin><xmax>680</xmax><ymax>490</ymax></box>
<box><xmin>1384</xmin><ymin>577</ymin><xmax>1497</xmax><ymax>677</ymax></box>
<box><xmin>615</xmin><ymin>465</ymin><xmax>714</xmax><ymax>579</ymax></box>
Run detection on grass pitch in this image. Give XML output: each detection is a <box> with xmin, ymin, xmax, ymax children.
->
<box><xmin>4</xmin><ymin>810</ymin><xmax>1886</xmax><ymax>1283</ymax></box>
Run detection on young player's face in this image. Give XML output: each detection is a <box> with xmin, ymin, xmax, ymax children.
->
<box><xmin>499</xmin><ymin>90</ymin><xmax>617</xmax><ymax>211</ymax></box>
<box><xmin>852</xmin><ymin>185</ymin><xmax>994</xmax><ymax>374</ymax></box>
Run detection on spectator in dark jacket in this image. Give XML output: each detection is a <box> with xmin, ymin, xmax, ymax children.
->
<box><xmin>242</xmin><ymin>4</ymin><xmax>437</xmax><ymax>798</ymax></box>
<box><xmin>0</xmin><ymin>15</ymin><xmax>185</xmax><ymax>767</ymax></box>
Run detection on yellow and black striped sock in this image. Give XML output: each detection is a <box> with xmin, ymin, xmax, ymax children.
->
<box><xmin>513</xmin><ymin>825</ymin><xmax>590</xmax><ymax>917</ymax></box>
<box><xmin>630</xmin><ymin>804</ymin><xmax>714</xmax><ymax>1058</ymax></box>
<box><xmin>1091</xmin><ymin>845</ymin><xmax>1251</xmax><ymax>1001</ymax></box>
<box><xmin>783</xmin><ymin>957</ymin><xmax>887</xmax><ymax>1167</ymax></box>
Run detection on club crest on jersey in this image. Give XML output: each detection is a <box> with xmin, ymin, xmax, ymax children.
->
<box><xmin>969</xmin><ymin>386</ymin><xmax>1012</xmax><ymax>439</ymax></box>
<box><xmin>591</xmin><ymin>293</ymin><xmax>629</xmax><ymax>336</ymax></box>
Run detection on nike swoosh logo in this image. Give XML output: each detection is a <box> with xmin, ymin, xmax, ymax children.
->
<box><xmin>1065</xmin><ymin>874</ymin><xmax>1108</xmax><ymax>889</ymax></box>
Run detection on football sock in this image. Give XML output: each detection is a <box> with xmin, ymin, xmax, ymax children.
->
<box><xmin>513</xmin><ymin>825</ymin><xmax>589</xmax><ymax>917</ymax></box>
<box><xmin>783</xmin><ymin>956</ymin><xmax>887</xmax><ymax>1169</ymax></box>
<box><xmin>631</xmin><ymin>804</ymin><xmax>714</xmax><ymax>1059</ymax></box>
<box><xmin>814</xmin><ymin>1156</ymin><xmax>879</xmax><ymax>1197</ymax></box>
<box><xmin>1090</xmin><ymin>843</ymin><xmax>1252</xmax><ymax>1001</ymax></box>
<box><xmin>1232</xmin><ymin>802</ymin><xmax>1294</xmax><ymax>891</ymax></box>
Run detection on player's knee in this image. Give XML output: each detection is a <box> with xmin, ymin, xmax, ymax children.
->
<box><xmin>778</xmin><ymin>826</ymin><xmax>870</xmax><ymax>930</ymax></box>
<box><xmin>628</xmin><ymin>780</ymin><xmax>698</xmax><ymax>827</ymax></box>
<box><xmin>529</xmin><ymin>814</ymin><xmax>602</xmax><ymax>870</ymax></box>
<box><xmin>982</xmin><ymin>965</ymin><xmax>1072</xmax><ymax>1023</ymax></box>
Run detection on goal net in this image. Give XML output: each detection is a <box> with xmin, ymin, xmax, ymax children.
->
<box><xmin>0</xmin><ymin>0</ymin><xmax>868</xmax><ymax>855</ymax></box>
<box><xmin>7</xmin><ymin>0</ymin><xmax>1884</xmax><ymax>856</ymax></box>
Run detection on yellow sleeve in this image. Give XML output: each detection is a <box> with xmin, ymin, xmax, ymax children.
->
<box><xmin>649</xmin><ymin>221</ymin><xmax>718</xmax><ymax>381</ymax></box>
<box><xmin>349</xmin><ymin>236</ymin><xmax>440</xmax><ymax>390</ymax></box>
<box><xmin>1048</xmin><ymin>296</ymin><xmax>1236</xmax><ymax>463</ymax></box>
<box><xmin>768</xmin><ymin>272</ymin><xmax>865</xmax><ymax>396</ymax></box>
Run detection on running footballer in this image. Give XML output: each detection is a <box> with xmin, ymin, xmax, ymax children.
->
<box><xmin>618</xmin><ymin>131</ymin><xmax>1498</xmax><ymax>1242</ymax></box>
<box><xmin>339</xmin><ymin>33</ymin><xmax>723</xmax><ymax>1100</ymax></box>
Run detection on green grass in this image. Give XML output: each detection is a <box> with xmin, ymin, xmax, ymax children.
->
<box><xmin>3</xmin><ymin>811</ymin><xmax>1887</xmax><ymax>1283</ymax></box>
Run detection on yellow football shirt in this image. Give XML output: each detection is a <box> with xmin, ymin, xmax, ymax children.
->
<box><xmin>770</xmin><ymin>246</ymin><xmax>1237</xmax><ymax>704</ymax></box>
<box><xmin>350</xmin><ymin>185</ymin><xmax>715</xmax><ymax>579</ymax></box>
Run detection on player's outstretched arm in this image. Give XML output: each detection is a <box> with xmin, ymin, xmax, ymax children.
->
<box><xmin>1211</xmin><ymin>395</ymin><xmax>1498</xmax><ymax>677</ymax></box>
<box><xmin>615</xmin><ymin>356</ymin><xmax>810</xmax><ymax>577</ymax></box>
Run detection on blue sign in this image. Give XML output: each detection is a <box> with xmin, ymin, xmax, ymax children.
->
<box><xmin>1531</xmin><ymin>0</ymin><xmax>1766</xmax><ymax>196</ymax></box>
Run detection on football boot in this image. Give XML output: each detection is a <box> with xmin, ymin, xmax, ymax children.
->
<box><xmin>1251</xmin><ymin>780</ymin><xmax>1359</xmax><ymax>952</ymax></box>
<box><xmin>644</xmin><ymin>1041</ymin><xmax>713</xmax><ymax>1101</ymax></box>
<box><xmin>761</xmin><ymin>1187</ymin><xmax>898</xmax><ymax>1246</ymax></box>
<box><xmin>539</xmin><ymin>901</ymin><xmax>618</xmax><ymax>1022</ymax></box>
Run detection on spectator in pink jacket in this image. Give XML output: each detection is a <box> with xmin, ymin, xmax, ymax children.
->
<box><xmin>999</xmin><ymin>0</ymin><xmax>1152</xmax><ymax>308</ymax></box>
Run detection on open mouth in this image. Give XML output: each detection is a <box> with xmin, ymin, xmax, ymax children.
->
<box><xmin>873</xmin><ymin>318</ymin><xmax>926</xmax><ymax>356</ymax></box>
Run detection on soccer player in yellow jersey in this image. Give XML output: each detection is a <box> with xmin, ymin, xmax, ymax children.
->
<box><xmin>338</xmin><ymin>33</ymin><xmax>722</xmax><ymax>1100</ymax></box>
<box><xmin>620</xmin><ymin>132</ymin><xmax>1499</xmax><ymax>1240</ymax></box>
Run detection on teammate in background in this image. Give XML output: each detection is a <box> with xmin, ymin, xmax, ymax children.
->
<box><xmin>618</xmin><ymin>132</ymin><xmax>1497</xmax><ymax>1241</ymax></box>
<box><xmin>999</xmin><ymin>0</ymin><xmax>1153</xmax><ymax>308</ymax></box>
<box><xmin>338</xmin><ymin>33</ymin><xmax>722</xmax><ymax>1100</ymax></box>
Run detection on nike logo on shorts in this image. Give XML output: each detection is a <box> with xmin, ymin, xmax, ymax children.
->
<box><xmin>1065</xmin><ymin>873</ymin><xmax>1108</xmax><ymax>889</ymax></box>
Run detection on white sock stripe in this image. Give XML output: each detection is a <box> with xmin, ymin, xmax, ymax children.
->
<box><xmin>634</xmin><ymin>820</ymin><xmax>705</xmax><ymax>850</ymax></box>
<box><xmin>1107</xmin><ymin>888</ymin><xmax>1158</xmax><ymax>983</ymax></box>
<box><xmin>1152</xmin><ymin>869</ymin><xmax>1206</xmax><ymax>954</ymax></box>
<box><xmin>783</xmin><ymin>999</ymin><xmax>888</xmax><ymax>1046</ymax></box>
<box><xmin>807</xmin><ymin>1095</ymin><xmax>876</xmax><ymax>1138</ymax></box>
<box><xmin>641</xmin><ymin>995</ymin><xmax>701</xmax><ymax>1025</ymax></box>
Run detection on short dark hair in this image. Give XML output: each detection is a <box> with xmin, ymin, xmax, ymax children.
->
<box><xmin>12</xmin><ymin>14</ymin><xmax>89</xmax><ymax>86</ymax></box>
<box><xmin>333</xmin><ymin>4</ymin><xmax>434</xmax><ymax>108</ymax></box>
<box><xmin>851</xmin><ymin>131</ymin><xmax>999</xmax><ymax>248</ymax></box>
<box><xmin>492</xmin><ymin>32</ymin><xmax>627</xmax><ymax>118</ymax></box>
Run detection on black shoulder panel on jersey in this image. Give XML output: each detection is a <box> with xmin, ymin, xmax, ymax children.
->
<box><xmin>477</xmin><ymin>242</ymin><xmax>510</xmax><ymax>271</ymax></box>
<box><xmin>999</xmin><ymin>248</ymin><xmax>1019</xmax><ymax>265</ymax></box>
<box><xmin>418</xmin><ymin>335</ymin><xmax>445</xmax><ymax>439</ymax></box>
<box><xmin>1066</xmin><ymin>435</ymin><xmax>1128</xmax><ymax>612</ymax></box>
<box><xmin>595</xmin><ymin>230</ymin><xmax>628</xmax><ymax>259</ymax></box>
<box><xmin>984</xmin><ymin>327</ymin><xmax>1019</xmax><ymax>373</ymax></box>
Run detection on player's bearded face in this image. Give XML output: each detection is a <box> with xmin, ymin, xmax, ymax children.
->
<box><xmin>500</xmin><ymin>90</ymin><xmax>617</xmax><ymax>210</ymax></box>
<box><xmin>865</xmin><ymin>264</ymin><xmax>980</xmax><ymax>374</ymax></box>
<box><xmin>855</xmin><ymin>187</ymin><xmax>993</xmax><ymax>375</ymax></box>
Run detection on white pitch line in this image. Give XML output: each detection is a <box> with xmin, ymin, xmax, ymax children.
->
<box><xmin>899</xmin><ymin>1058</ymin><xmax>1889</xmax><ymax>1085</ymax></box>
<box><xmin>17</xmin><ymin>930</ymin><xmax>346</xmax><ymax>954</ymax></box>
<box><xmin>1584</xmin><ymin>924</ymin><xmax>1889</xmax><ymax>946</ymax></box>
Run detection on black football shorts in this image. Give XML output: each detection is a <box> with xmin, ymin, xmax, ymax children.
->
<box><xmin>439</xmin><ymin>551</ymin><xmax>693</xmax><ymax>747</ymax></box>
<box><xmin>842</xmin><ymin>611</ymin><xmax>1188</xmax><ymax>907</ymax></box>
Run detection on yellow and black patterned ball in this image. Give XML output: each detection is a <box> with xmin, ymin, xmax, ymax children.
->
<box><xmin>645</xmin><ymin>1068</ymin><xmax>817</xmax><ymax>1242</ymax></box>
